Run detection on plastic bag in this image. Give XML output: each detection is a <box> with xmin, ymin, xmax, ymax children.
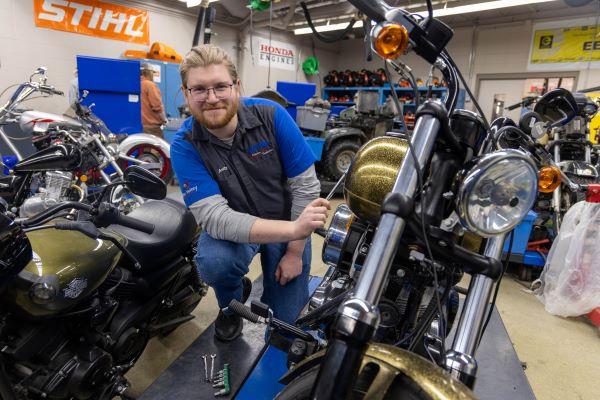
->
<box><xmin>536</xmin><ymin>201</ymin><xmax>600</xmax><ymax>317</ymax></box>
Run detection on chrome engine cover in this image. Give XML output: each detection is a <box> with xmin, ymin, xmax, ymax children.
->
<box><xmin>20</xmin><ymin>171</ymin><xmax>73</xmax><ymax>218</ymax></box>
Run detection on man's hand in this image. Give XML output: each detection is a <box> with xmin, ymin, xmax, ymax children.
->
<box><xmin>292</xmin><ymin>198</ymin><xmax>330</xmax><ymax>240</ymax></box>
<box><xmin>275</xmin><ymin>251</ymin><xmax>303</xmax><ymax>286</ymax></box>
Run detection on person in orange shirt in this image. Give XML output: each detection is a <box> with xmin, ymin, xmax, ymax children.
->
<box><xmin>140</xmin><ymin>63</ymin><xmax>166</xmax><ymax>138</ymax></box>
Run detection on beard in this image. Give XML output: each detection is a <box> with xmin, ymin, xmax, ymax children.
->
<box><xmin>191</xmin><ymin>98</ymin><xmax>239</xmax><ymax>130</ymax></box>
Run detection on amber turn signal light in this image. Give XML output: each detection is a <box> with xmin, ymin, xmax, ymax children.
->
<box><xmin>372</xmin><ymin>22</ymin><xmax>409</xmax><ymax>60</ymax></box>
<box><xmin>538</xmin><ymin>166</ymin><xmax>561</xmax><ymax>193</ymax></box>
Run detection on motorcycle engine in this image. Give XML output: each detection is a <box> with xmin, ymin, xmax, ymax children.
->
<box><xmin>20</xmin><ymin>171</ymin><xmax>74</xmax><ymax>218</ymax></box>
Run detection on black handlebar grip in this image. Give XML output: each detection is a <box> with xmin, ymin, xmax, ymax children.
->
<box><xmin>115</xmin><ymin>214</ymin><xmax>155</xmax><ymax>234</ymax></box>
<box><xmin>228</xmin><ymin>300</ymin><xmax>261</xmax><ymax>323</ymax></box>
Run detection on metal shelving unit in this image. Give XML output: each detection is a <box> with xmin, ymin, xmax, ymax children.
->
<box><xmin>322</xmin><ymin>85</ymin><xmax>447</xmax><ymax>107</ymax></box>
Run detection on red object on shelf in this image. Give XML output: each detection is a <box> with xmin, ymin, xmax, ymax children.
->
<box><xmin>588</xmin><ymin>308</ymin><xmax>600</xmax><ymax>327</ymax></box>
<box><xmin>585</xmin><ymin>184</ymin><xmax>600</xmax><ymax>203</ymax></box>
<box><xmin>526</xmin><ymin>239</ymin><xmax>550</xmax><ymax>253</ymax></box>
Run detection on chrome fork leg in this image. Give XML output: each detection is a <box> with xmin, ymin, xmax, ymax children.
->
<box><xmin>444</xmin><ymin>234</ymin><xmax>505</xmax><ymax>388</ymax></box>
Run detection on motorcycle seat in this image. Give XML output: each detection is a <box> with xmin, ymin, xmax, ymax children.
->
<box><xmin>109</xmin><ymin>199</ymin><xmax>198</xmax><ymax>272</ymax></box>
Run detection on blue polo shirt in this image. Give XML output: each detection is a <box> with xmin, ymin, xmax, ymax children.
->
<box><xmin>170</xmin><ymin>97</ymin><xmax>316</xmax><ymax>219</ymax></box>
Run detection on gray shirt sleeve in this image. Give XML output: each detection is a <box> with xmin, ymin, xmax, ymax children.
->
<box><xmin>189</xmin><ymin>195</ymin><xmax>257</xmax><ymax>243</ymax></box>
<box><xmin>188</xmin><ymin>165</ymin><xmax>320</xmax><ymax>243</ymax></box>
<box><xmin>287</xmin><ymin>165</ymin><xmax>321</xmax><ymax>221</ymax></box>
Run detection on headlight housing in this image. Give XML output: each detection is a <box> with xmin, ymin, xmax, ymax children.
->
<box><xmin>457</xmin><ymin>149</ymin><xmax>538</xmax><ymax>237</ymax></box>
<box><xmin>322</xmin><ymin>204</ymin><xmax>354</xmax><ymax>266</ymax></box>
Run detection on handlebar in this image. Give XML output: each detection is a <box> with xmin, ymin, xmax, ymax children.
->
<box><xmin>114</xmin><ymin>213</ymin><xmax>155</xmax><ymax>234</ymax></box>
<box><xmin>20</xmin><ymin>201</ymin><xmax>91</xmax><ymax>227</ymax></box>
<box><xmin>39</xmin><ymin>84</ymin><xmax>63</xmax><ymax>96</ymax></box>
<box><xmin>20</xmin><ymin>200</ymin><xmax>154</xmax><ymax>235</ymax></box>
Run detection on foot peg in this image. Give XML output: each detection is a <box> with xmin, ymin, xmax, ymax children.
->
<box><xmin>227</xmin><ymin>300</ymin><xmax>314</xmax><ymax>342</ymax></box>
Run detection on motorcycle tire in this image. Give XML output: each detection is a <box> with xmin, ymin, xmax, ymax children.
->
<box><xmin>275</xmin><ymin>364</ymin><xmax>431</xmax><ymax>400</ymax></box>
<box><xmin>324</xmin><ymin>141</ymin><xmax>360</xmax><ymax>181</ymax></box>
<box><xmin>119</xmin><ymin>144</ymin><xmax>173</xmax><ymax>184</ymax></box>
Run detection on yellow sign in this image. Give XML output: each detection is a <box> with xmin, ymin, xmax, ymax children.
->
<box><xmin>33</xmin><ymin>0</ymin><xmax>150</xmax><ymax>45</ymax></box>
<box><xmin>531</xmin><ymin>25</ymin><xmax>600</xmax><ymax>64</ymax></box>
<box><xmin>586</xmin><ymin>92</ymin><xmax>600</xmax><ymax>144</ymax></box>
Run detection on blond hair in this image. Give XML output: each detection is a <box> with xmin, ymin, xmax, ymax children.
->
<box><xmin>180</xmin><ymin>44</ymin><xmax>238</xmax><ymax>88</ymax></box>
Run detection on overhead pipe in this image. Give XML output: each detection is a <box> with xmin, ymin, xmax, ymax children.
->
<box><xmin>192</xmin><ymin>0</ymin><xmax>210</xmax><ymax>46</ymax></box>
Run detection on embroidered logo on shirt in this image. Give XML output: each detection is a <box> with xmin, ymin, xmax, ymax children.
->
<box><xmin>247</xmin><ymin>140</ymin><xmax>274</xmax><ymax>161</ymax></box>
<box><xmin>182</xmin><ymin>180</ymin><xmax>198</xmax><ymax>198</ymax></box>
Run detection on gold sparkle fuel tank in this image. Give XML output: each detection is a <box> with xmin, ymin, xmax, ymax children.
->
<box><xmin>344</xmin><ymin>135</ymin><xmax>409</xmax><ymax>224</ymax></box>
<box><xmin>4</xmin><ymin>229</ymin><xmax>123</xmax><ymax>318</ymax></box>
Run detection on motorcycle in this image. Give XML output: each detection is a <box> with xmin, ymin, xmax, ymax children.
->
<box><xmin>508</xmin><ymin>89</ymin><xmax>599</xmax><ymax>232</ymax></box>
<box><xmin>228</xmin><ymin>1</ymin><xmax>566</xmax><ymax>398</ymax></box>
<box><xmin>0</xmin><ymin>164</ymin><xmax>207</xmax><ymax>400</ymax></box>
<box><xmin>0</xmin><ymin>68</ymin><xmax>172</xmax><ymax>216</ymax></box>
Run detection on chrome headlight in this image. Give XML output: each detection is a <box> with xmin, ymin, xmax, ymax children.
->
<box><xmin>322</xmin><ymin>204</ymin><xmax>354</xmax><ymax>266</ymax></box>
<box><xmin>458</xmin><ymin>149</ymin><xmax>538</xmax><ymax>237</ymax></box>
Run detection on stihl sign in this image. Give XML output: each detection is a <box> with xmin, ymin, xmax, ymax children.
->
<box><xmin>33</xmin><ymin>0</ymin><xmax>150</xmax><ymax>45</ymax></box>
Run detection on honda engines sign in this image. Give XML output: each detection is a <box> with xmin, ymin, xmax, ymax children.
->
<box><xmin>257</xmin><ymin>38</ymin><xmax>297</xmax><ymax>71</ymax></box>
<box><xmin>33</xmin><ymin>0</ymin><xmax>150</xmax><ymax>45</ymax></box>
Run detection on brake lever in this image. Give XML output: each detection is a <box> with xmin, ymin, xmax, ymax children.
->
<box><xmin>105</xmin><ymin>235</ymin><xmax>142</xmax><ymax>270</ymax></box>
<box><xmin>98</xmin><ymin>233</ymin><xmax>142</xmax><ymax>270</ymax></box>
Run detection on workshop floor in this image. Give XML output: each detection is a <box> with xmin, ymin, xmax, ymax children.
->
<box><xmin>126</xmin><ymin>196</ymin><xmax>600</xmax><ymax>400</ymax></box>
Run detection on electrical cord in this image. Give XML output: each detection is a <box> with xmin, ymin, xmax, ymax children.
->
<box><xmin>0</xmin><ymin>84</ymin><xmax>20</xmax><ymax>103</ymax></box>
<box><xmin>480</xmin><ymin>232</ymin><xmax>514</xmax><ymax>339</ymax></box>
<box><xmin>443</xmin><ymin>50</ymin><xmax>490</xmax><ymax>132</ymax></box>
<box><xmin>426</xmin><ymin>0</ymin><xmax>434</xmax><ymax>21</ymax></box>
<box><xmin>384</xmin><ymin>60</ymin><xmax>446</xmax><ymax>355</ymax></box>
<box><xmin>267</xmin><ymin>1</ymin><xmax>272</xmax><ymax>89</ymax></box>
<box><xmin>300</xmin><ymin>2</ymin><xmax>356</xmax><ymax>43</ymax></box>
<box><xmin>389</xmin><ymin>60</ymin><xmax>420</xmax><ymax>110</ymax></box>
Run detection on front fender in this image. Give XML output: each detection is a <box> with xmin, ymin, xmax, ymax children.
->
<box><xmin>117</xmin><ymin>133</ymin><xmax>171</xmax><ymax>157</ymax></box>
<box><xmin>324</xmin><ymin>127</ymin><xmax>366</xmax><ymax>149</ymax></box>
<box><xmin>278</xmin><ymin>343</ymin><xmax>476</xmax><ymax>399</ymax></box>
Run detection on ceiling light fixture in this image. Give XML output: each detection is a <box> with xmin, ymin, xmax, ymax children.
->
<box><xmin>294</xmin><ymin>0</ymin><xmax>557</xmax><ymax>35</ymax></box>
<box><xmin>417</xmin><ymin>0</ymin><xmax>557</xmax><ymax>17</ymax></box>
<box><xmin>186</xmin><ymin>0</ymin><xmax>219</xmax><ymax>7</ymax></box>
<box><xmin>294</xmin><ymin>20</ymin><xmax>363</xmax><ymax>35</ymax></box>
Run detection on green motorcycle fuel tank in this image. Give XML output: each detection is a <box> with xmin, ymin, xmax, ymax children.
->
<box><xmin>4</xmin><ymin>228</ymin><xmax>123</xmax><ymax>318</ymax></box>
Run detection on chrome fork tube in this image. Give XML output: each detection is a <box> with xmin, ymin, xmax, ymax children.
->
<box><xmin>342</xmin><ymin>113</ymin><xmax>441</xmax><ymax>325</ymax></box>
<box><xmin>445</xmin><ymin>234</ymin><xmax>506</xmax><ymax>388</ymax></box>
<box><xmin>585</xmin><ymin>129</ymin><xmax>592</xmax><ymax>162</ymax></box>
<box><xmin>312</xmin><ymin>110</ymin><xmax>442</xmax><ymax>400</ymax></box>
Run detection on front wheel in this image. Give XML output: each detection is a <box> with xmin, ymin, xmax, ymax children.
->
<box><xmin>276</xmin><ymin>365</ymin><xmax>430</xmax><ymax>400</ymax></box>
<box><xmin>275</xmin><ymin>344</ymin><xmax>476</xmax><ymax>400</ymax></box>
<box><xmin>119</xmin><ymin>144</ymin><xmax>173</xmax><ymax>183</ymax></box>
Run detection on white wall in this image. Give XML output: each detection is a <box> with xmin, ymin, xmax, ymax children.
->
<box><xmin>236</xmin><ymin>27</ymin><xmax>338</xmax><ymax>97</ymax></box>
<box><xmin>0</xmin><ymin>0</ymin><xmax>205</xmax><ymax>113</ymax></box>
<box><xmin>0</xmin><ymin>0</ymin><xmax>338</xmax><ymax>115</ymax></box>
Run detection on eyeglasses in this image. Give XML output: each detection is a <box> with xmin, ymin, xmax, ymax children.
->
<box><xmin>187</xmin><ymin>83</ymin><xmax>234</xmax><ymax>102</ymax></box>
